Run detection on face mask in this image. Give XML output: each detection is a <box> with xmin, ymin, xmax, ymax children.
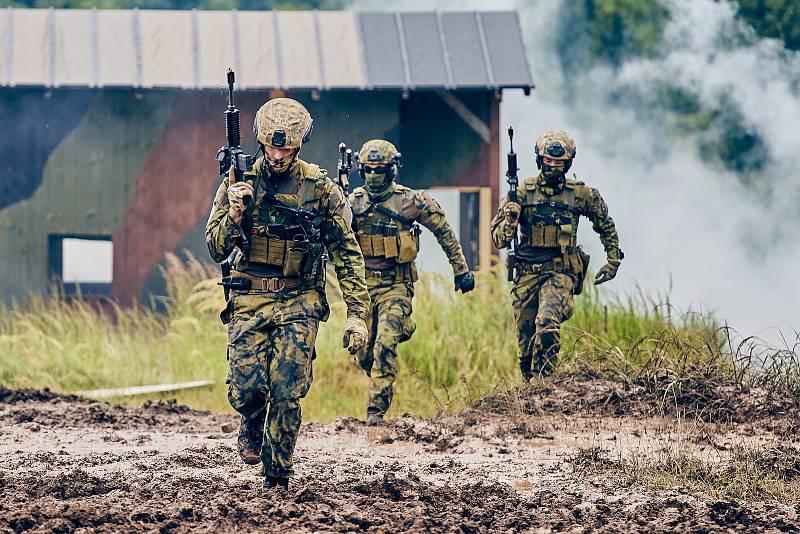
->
<box><xmin>541</xmin><ymin>161</ymin><xmax>566</xmax><ymax>184</ymax></box>
<box><xmin>364</xmin><ymin>170</ymin><xmax>390</xmax><ymax>194</ymax></box>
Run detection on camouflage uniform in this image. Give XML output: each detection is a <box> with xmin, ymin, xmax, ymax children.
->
<box><xmin>206</xmin><ymin>99</ymin><xmax>368</xmax><ymax>483</ymax></box>
<box><xmin>349</xmin><ymin>140</ymin><xmax>471</xmax><ymax>420</ymax></box>
<box><xmin>491</xmin><ymin>131</ymin><xmax>622</xmax><ymax>379</ymax></box>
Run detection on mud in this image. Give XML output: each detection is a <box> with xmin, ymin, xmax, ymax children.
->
<box><xmin>1</xmin><ymin>384</ymin><xmax>798</xmax><ymax>532</ymax></box>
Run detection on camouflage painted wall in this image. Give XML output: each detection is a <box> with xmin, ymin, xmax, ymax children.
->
<box><xmin>0</xmin><ymin>88</ymin><xmax>495</xmax><ymax>305</ymax></box>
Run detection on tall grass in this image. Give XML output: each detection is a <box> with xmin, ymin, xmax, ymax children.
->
<box><xmin>2</xmin><ymin>253</ymin><xmax>788</xmax><ymax>422</ymax></box>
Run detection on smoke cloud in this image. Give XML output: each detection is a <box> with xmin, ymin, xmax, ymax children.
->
<box><xmin>356</xmin><ymin>0</ymin><xmax>800</xmax><ymax>341</ymax></box>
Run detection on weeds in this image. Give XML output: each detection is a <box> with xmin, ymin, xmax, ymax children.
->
<box><xmin>568</xmin><ymin>444</ymin><xmax>800</xmax><ymax>504</ymax></box>
<box><xmin>1</xmin><ymin>253</ymin><xmax>798</xmax><ymax>423</ymax></box>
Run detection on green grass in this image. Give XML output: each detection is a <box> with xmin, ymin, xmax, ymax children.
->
<box><xmin>569</xmin><ymin>444</ymin><xmax>800</xmax><ymax>505</ymax></box>
<box><xmin>0</xmin><ymin>253</ymin><xmax>748</xmax><ymax>422</ymax></box>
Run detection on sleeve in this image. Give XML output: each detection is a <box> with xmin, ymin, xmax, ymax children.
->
<box><xmin>414</xmin><ymin>192</ymin><xmax>469</xmax><ymax>276</ymax></box>
<box><xmin>205</xmin><ymin>178</ymin><xmax>244</xmax><ymax>263</ymax></box>
<box><xmin>321</xmin><ymin>183</ymin><xmax>369</xmax><ymax>320</ymax></box>
<box><xmin>584</xmin><ymin>187</ymin><xmax>623</xmax><ymax>262</ymax></box>
<box><xmin>490</xmin><ymin>194</ymin><xmax>516</xmax><ymax>249</ymax></box>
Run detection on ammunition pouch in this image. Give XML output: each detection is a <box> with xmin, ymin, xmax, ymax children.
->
<box><xmin>358</xmin><ymin>223</ymin><xmax>420</xmax><ymax>264</ymax></box>
<box><xmin>529</xmin><ymin>222</ymin><xmax>576</xmax><ymax>249</ymax></box>
<box><xmin>247</xmin><ymin>224</ymin><xmax>323</xmax><ymax>278</ymax></box>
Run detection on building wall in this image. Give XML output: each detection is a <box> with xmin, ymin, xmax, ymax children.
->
<box><xmin>0</xmin><ymin>87</ymin><xmax>495</xmax><ymax>306</ymax></box>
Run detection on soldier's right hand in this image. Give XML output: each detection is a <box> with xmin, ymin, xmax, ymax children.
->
<box><xmin>227</xmin><ymin>181</ymin><xmax>254</xmax><ymax>223</ymax></box>
<box><xmin>342</xmin><ymin>317</ymin><xmax>368</xmax><ymax>355</ymax></box>
<box><xmin>503</xmin><ymin>201</ymin><xmax>521</xmax><ymax>225</ymax></box>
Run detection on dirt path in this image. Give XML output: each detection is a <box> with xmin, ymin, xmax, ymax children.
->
<box><xmin>1</xmin><ymin>387</ymin><xmax>797</xmax><ymax>533</ymax></box>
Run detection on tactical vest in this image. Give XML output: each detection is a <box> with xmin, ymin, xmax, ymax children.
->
<box><xmin>244</xmin><ymin>160</ymin><xmax>327</xmax><ymax>279</ymax></box>
<box><xmin>350</xmin><ymin>186</ymin><xmax>420</xmax><ymax>264</ymax></box>
<box><xmin>517</xmin><ymin>178</ymin><xmax>591</xmax><ymax>293</ymax></box>
<box><xmin>519</xmin><ymin>179</ymin><xmax>587</xmax><ymax>251</ymax></box>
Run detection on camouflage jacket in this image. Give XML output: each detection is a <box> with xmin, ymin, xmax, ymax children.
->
<box><xmin>491</xmin><ymin>175</ymin><xmax>622</xmax><ymax>264</ymax></box>
<box><xmin>348</xmin><ymin>183</ymin><xmax>469</xmax><ymax>276</ymax></box>
<box><xmin>206</xmin><ymin>157</ymin><xmax>368</xmax><ymax>320</ymax></box>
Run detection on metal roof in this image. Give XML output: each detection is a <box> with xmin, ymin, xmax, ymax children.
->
<box><xmin>0</xmin><ymin>7</ymin><xmax>533</xmax><ymax>91</ymax></box>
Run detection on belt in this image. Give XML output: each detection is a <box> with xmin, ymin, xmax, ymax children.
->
<box><xmin>365</xmin><ymin>263</ymin><xmax>412</xmax><ymax>281</ymax></box>
<box><xmin>230</xmin><ymin>270</ymin><xmax>312</xmax><ymax>292</ymax></box>
<box><xmin>516</xmin><ymin>257</ymin><xmax>564</xmax><ymax>274</ymax></box>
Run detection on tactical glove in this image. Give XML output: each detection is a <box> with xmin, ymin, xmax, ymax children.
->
<box><xmin>594</xmin><ymin>259</ymin><xmax>620</xmax><ymax>285</ymax></box>
<box><xmin>454</xmin><ymin>271</ymin><xmax>475</xmax><ymax>293</ymax></box>
<box><xmin>503</xmin><ymin>201</ymin><xmax>521</xmax><ymax>225</ymax></box>
<box><xmin>227</xmin><ymin>181</ymin><xmax>254</xmax><ymax>223</ymax></box>
<box><xmin>342</xmin><ymin>316</ymin><xmax>368</xmax><ymax>355</ymax></box>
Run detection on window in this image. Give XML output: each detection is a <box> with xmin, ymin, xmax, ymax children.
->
<box><xmin>48</xmin><ymin>235</ymin><xmax>113</xmax><ymax>296</ymax></box>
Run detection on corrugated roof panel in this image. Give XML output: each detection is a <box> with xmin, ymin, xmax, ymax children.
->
<box><xmin>96</xmin><ymin>10</ymin><xmax>136</xmax><ymax>87</ymax></box>
<box><xmin>480</xmin><ymin>11</ymin><xmax>532</xmax><ymax>88</ymax></box>
<box><xmin>317</xmin><ymin>11</ymin><xmax>363</xmax><ymax>89</ymax></box>
<box><xmin>401</xmin><ymin>12</ymin><xmax>447</xmax><ymax>88</ymax></box>
<box><xmin>276</xmin><ymin>11</ymin><xmax>320</xmax><ymax>89</ymax></box>
<box><xmin>359</xmin><ymin>12</ymin><xmax>405</xmax><ymax>88</ymax></box>
<box><xmin>10</xmin><ymin>9</ymin><xmax>48</xmax><ymax>86</ymax></box>
<box><xmin>196</xmin><ymin>10</ymin><xmax>235</xmax><ymax>88</ymax></box>
<box><xmin>441</xmin><ymin>12</ymin><xmax>489</xmax><ymax>88</ymax></box>
<box><xmin>0</xmin><ymin>8</ymin><xmax>533</xmax><ymax>91</ymax></box>
<box><xmin>138</xmin><ymin>10</ymin><xmax>193</xmax><ymax>88</ymax></box>
<box><xmin>237</xmin><ymin>11</ymin><xmax>279</xmax><ymax>90</ymax></box>
<box><xmin>53</xmin><ymin>10</ymin><xmax>93</xmax><ymax>86</ymax></box>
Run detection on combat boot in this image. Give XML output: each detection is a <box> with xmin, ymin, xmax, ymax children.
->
<box><xmin>262</xmin><ymin>475</ymin><xmax>289</xmax><ymax>490</ymax></box>
<box><xmin>519</xmin><ymin>355</ymin><xmax>534</xmax><ymax>383</ymax></box>
<box><xmin>365</xmin><ymin>410</ymin><xmax>384</xmax><ymax>426</ymax></box>
<box><xmin>237</xmin><ymin>413</ymin><xmax>264</xmax><ymax>465</ymax></box>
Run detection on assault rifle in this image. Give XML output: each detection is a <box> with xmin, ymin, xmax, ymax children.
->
<box><xmin>506</xmin><ymin>126</ymin><xmax>519</xmax><ymax>281</ymax></box>
<box><xmin>216</xmin><ymin>68</ymin><xmax>252</xmax><ymax>300</ymax></box>
<box><xmin>337</xmin><ymin>142</ymin><xmax>353</xmax><ymax>193</ymax></box>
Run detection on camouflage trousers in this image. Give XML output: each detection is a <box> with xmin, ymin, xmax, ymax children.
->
<box><xmin>512</xmin><ymin>271</ymin><xmax>575</xmax><ymax>380</ymax></box>
<box><xmin>356</xmin><ymin>278</ymin><xmax>416</xmax><ymax>416</ymax></box>
<box><xmin>226</xmin><ymin>288</ymin><xmax>328</xmax><ymax>478</ymax></box>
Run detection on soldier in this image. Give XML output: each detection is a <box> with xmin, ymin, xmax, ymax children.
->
<box><xmin>348</xmin><ymin>139</ymin><xmax>475</xmax><ymax>425</ymax></box>
<box><xmin>206</xmin><ymin>98</ymin><xmax>369</xmax><ymax>490</ymax></box>
<box><xmin>491</xmin><ymin>130</ymin><xmax>622</xmax><ymax>381</ymax></box>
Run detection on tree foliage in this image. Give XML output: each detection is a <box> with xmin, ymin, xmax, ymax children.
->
<box><xmin>736</xmin><ymin>0</ymin><xmax>800</xmax><ymax>50</ymax></box>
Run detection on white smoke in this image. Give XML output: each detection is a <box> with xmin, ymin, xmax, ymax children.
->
<box><xmin>354</xmin><ymin>0</ymin><xmax>800</xmax><ymax>341</ymax></box>
<box><xmin>504</xmin><ymin>0</ymin><xmax>800</xmax><ymax>342</ymax></box>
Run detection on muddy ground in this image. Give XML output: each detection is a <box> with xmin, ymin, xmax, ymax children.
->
<box><xmin>1</xmin><ymin>379</ymin><xmax>799</xmax><ymax>533</ymax></box>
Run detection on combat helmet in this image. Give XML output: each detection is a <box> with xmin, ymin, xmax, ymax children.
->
<box><xmin>534</xmin><ymin>130</ymin><xmax>576</xmax><ymax>174</ymax></box>
<box><xmin>357</xmin><ymin>139</ymin><xmax>403</xmax><ymax>198</ymax></box>
<box><xmin>252</xmin><ymin>98</ymin><xmax>313</xmax><ymax>150</ymax></box>
<box><xmin>357</xmin><ymin>139</ymin><xmax>402</xmax><ymax>180</ymax></box>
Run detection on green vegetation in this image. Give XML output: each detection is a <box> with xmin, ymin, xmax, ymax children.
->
<box><xmin>1</xmin><ymin>254</ymin><xmax>728</xmax><ymax>422</ymax></box>
<box><xmin>557</xmin><ymin>0</ymin><xmax>670</xmax><ymax>71</ymax></box>
<box><xmin>736</xmin><ymin>0</ymin><xmax>800</xmax><ymax>51</ymax></box>
<box><xmin>570</xmin><ymin>444</ymin><xmax>800</xmax><ymax>504</ymax></box>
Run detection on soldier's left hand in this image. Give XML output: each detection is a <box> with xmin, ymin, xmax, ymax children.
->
<box><xmin>594</xmin><ymin>260</ymin><xmax>620</xmax><ymax>285</ymax></box>
<box><xmin>342</xmin><ymin>317</ymin><xmax>368</xmax><ymax>355</ymax></box>
<box><xmin>454</xmin><ymin>272</ymin><xmax>475</xmax><ymax>293</ymax></box>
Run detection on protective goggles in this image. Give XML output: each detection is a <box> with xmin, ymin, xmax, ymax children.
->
<box><xmin>362</xmin><ymin>164</ymin><xmax>391</xmax><ymax>174</ymax></box>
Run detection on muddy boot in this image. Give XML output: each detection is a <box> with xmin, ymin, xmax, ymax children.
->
<box><xmin>366</xmin><ymin>410</ymin><xmax>384</xmax><ymax>426</ymax></box>
<box><xmin>538</xmin><ymin>328</ymin><xmax>559</xmax><ymax>378</ymax></box>
<box><xmin>237</xmin><ymin>414</ymin><xmax>264</xmax><ymax>465</ymax></box>
<box><xmin>519</xmin><ymin>354</ymin><xmax>534</xmax><ymax>382</ymax></box>
<box><xmin>262</xmin><ymin>475</ymin><xmax>289</xmax><ymax>491</ymax></box>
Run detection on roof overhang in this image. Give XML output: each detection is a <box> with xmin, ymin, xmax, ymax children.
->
<box><xmin>0</xmin><ymin>8</ymin><xmax>534</xmax><ymax>92</ymax></box>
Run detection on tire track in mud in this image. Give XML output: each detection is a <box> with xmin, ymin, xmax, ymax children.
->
<box><xmin>1</xmin><ymin>386</ymin><xmax>798</xmax><ymax>532</ymax></box>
